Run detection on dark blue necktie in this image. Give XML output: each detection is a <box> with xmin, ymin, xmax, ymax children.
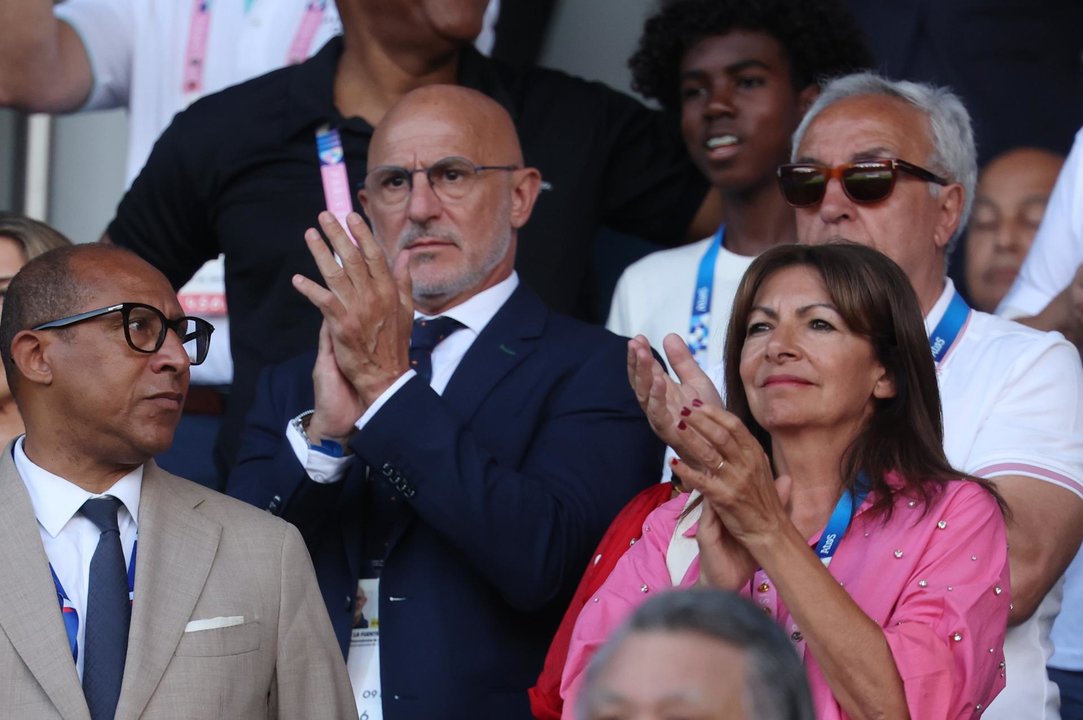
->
<box><xmin>80</xmin><ymin>496</ymin><xmax>130</xmax><ymax>720</ymax></box>
<box><xmin>409</xmin><ymin>317</ymin><xmax>463</xmax><ymax>384</ymax></box>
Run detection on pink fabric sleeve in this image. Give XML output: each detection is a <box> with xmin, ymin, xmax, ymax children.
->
<box><xmin>558</xmin><ymin>495</ymin><xmax>694</xmax><ymax>720</ymax></box>
<box><xmin>879</xmin><ymin>483</ymin><xmax>1011</xmax><ymax>719</ymax></box>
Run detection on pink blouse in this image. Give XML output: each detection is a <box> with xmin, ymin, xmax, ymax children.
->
<box><xmin>560</xmin><ymin>476</ymin><xmax>1011</xmax><ymax>719</ymax></box>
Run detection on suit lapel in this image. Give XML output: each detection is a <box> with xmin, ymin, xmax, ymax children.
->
<box><xmin>377</xmin><ymin>286</ymin><xmax>545</xmax><ymax>552</ymax></box>
<box><xmin>0</xmin><ymin>445</ymin><xmax>90</xmax><ymax>720</ymax></box>
<box><xmin>115</xmin><ymin>464</ymin><xmax>221</xmax><ymax>720</ymax></box>
<box><xmin>440</xmin><ymin>284</ymin><xmax>545</xmax><ymax>418</ymax></box>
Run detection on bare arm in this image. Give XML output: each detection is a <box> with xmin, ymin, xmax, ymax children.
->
<box><xmin>995</xmin><ymin>475</ymin><xmax>1083</xmax><ymax>623</ymax></box>
<box><xmin>0</xmin><ymin>2</ymin><xmax>92</xmax><ymax>111</ymax></box>
<box><xmin>1012</xmin><ymin>265</ymin><xmax>1083</xmax><ymax>351</ymax></box>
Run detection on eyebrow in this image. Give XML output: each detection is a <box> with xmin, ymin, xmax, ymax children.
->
<box><xmin>680</xmin><ymin>58</ymin><xmax>772</xmax><ymax>80</ymax></box>
<box><xmin>750</xmin><ymin>302</ymin><xmax>840</xmax><ymax>318</ymax></box>
<box><xmin>794</xmin><ymin>146</ymin><xmax>897</xmax><ymax>165</ymax></box>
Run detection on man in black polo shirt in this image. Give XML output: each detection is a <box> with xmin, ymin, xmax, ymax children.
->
<box><xmin>104</xmin><ymin>0</ymin><xmax>713</xmax><ymax>476</ymax></box>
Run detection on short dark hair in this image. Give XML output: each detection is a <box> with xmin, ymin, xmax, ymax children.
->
<box><xmin>630</xmin><ymin>0</ymin><xmax>874</xmax><ymax>112</ymax></box>
<box><xmin>0</xmin><ymin>212</ymin><xmax>73</xmax><ymax>260</ymax></box>
<box><xmin>580</xmin><ymin>588</ymin><xmax>814</xmax><ymax>720</ymax></box>
<box><xmin>0</xmin><ymin>245</ymin><xmax>118</xmax><ymax>395</ymax></box>
<box><xmin>723</xmin><ymin>243</ymin><xmax>1000</xmax><ymax>517</ymax></box>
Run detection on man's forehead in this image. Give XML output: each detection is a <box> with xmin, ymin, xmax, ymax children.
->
<box><xmin>371</xmin><ymin>123</ymin><xmax>486</xmax><ymax>167</ymax></box>
<box><xmin>73</xmin><ymin>255</ymin><xmax>181</xmax><ymax>314</ymax></box>
<box><xmin>798</xmin><ymin>95</ymin><xmax>931</xmax><ymax>162</ymax></box>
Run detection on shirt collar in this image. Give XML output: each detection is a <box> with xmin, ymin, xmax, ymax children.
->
<box><xmin>14</xmin><ymin>436</ymin><xmax>142</xmax><ymax>539</ymax></box>
<box><xmin>923</xmin><ymin>277</ymin><xmax>956</xmax><ymax>336</ymax></box>
<box><xmin>415</xmin><ymin>271</ymin><xmax>519</xmax><ymax>336</ymax></box>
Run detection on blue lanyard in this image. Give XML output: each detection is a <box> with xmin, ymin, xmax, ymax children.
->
<box><xmin>928</xmin><ymin>288</ymin><xmax>970</xmax><ymax>364</ymax></box>
<box><xmin>813</xmin><ymin>477</ymin><xmax>870</xmax><ymax>567</ymax></box>
<box><xmin>686</xmin><ymin>226</ymin><xmax>724</xmax><ymax>367</ymax></box>
<box><xmin>51</xmin><ymin>539</ymin><xmax>138</xmax><ymax>662</ymax></box>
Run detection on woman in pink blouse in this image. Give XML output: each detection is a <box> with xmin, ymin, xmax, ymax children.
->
<box><xmin>562</xmin><ymin>243</ymin><xmax>1011</xmax><ymax>720</ymax></box>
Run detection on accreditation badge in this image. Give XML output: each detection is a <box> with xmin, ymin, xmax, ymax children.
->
<box><xmin>346</xmin><ymin>577</ymin><xmax>382</xmax><ymax>719</ymax></box>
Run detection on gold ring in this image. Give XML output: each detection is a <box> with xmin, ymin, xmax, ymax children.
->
<box><xmin>715</xmin><ymin>458</ymin><xmax>725</xmax><ymax>471</ymax></box>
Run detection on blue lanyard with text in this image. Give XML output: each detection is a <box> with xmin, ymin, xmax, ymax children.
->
<box><xmin>928</xmin><ymin>289</ymin><xmax>970</xmax><ymax>364</ymax></box>
<box><xmin>51</xmin><ymin>539</ymin><xmax>138</xmax><ymax>662</ymax></box>
<box><xmin>813</xmin><ymin>476</ymin><xmax>870</xmax><ymax>567</ymax></box>
<box><xmin>686</xmin><ymin>226</ymin><xmax>724</xmax><ymax>367</ymax></box>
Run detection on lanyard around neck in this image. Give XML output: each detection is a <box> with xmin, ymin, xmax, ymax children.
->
<box><xmin>928</xmin><ymin>287</ymin><xmax>970</xmax><ymax>364</ymax></box>
<box><xmin>686</xmin><ymin>226</ymin><xmax>725</xmax><ymax>368</ymax></box>
<box><xmin>183</xmin><ymin>0</ymin><xmax>328</xmax><ymax>97</ymax></box>
<box><xmin>813</xmin><ymin>476</ymin><xmax>870</xmax><ymax>567</ymax></box>
<box><xmin>51</xmin><ymin>538</ymin><xmax>138</xmax><ymax>662</ymax></box>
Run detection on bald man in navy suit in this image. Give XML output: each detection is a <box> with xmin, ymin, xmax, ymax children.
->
<box><xmin>229</xmin><ymin>85</ymin><xmax>663</xmax><ymax>720</ymax></box>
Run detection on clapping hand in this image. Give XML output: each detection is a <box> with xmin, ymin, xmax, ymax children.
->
<box><xmin>292</xmin><ymin>211</ymin><xmax>414</xmax><ymax>440</ymax></box>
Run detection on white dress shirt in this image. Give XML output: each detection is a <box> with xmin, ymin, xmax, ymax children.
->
<box><xmin>14</xmin><ymin>437</ymin><xmax>141</xmax><ymax>679</ymax></box>
<box><xmin>287</xmin><ymin>272</ymin><xmax>520</xmax><ymax>482</ymax></box>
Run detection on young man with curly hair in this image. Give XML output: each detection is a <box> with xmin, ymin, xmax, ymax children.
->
<box><xmin>608</xmin><ymin>0</ymin><xmax>872</xmax><ymax>373</ymax></box>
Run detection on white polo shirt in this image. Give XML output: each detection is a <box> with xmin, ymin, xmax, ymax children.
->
<box><xmin>930</xmin><ymin>280</ymin><xmax>1083</xmax><ymax>719</ymax></box>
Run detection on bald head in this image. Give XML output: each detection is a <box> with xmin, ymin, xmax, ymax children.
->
<box><xmin>965</xmin><ymin>147</ymin><xmax>1064</xmax><ymax>312</ymax></box>
<box><xmin>359</xmin><ymin>84</ymin><xmax>542</xmax><ymax>315</ymax></box>
<box><xmin>369</xmin><ymin>85</ymin><xmax>524</xmax><ymax>169</ymax></box>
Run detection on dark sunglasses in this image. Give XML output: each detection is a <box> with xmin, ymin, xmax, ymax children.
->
<box><xmin>777</xmin><ymin>158</ymin><xmax>950</xmax><ymax>208</ymax></box>
<box><xmin>32</xmin><ymin>302</ymin><xmax>214</xmax><ymax>365</ymax></box>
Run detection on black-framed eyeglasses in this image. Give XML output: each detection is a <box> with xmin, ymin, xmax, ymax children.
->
<box><xmin>362</xmin><ymin>156</ymin><xmax>519</xmax><ymax>207</ymax></box>
<box><xmin>32</xmin><ymin>302</ymin><xmax>214</xmax><ymax>365</ymax></box>
<box><xmin>777</xmin><ymin>158</ymin><xmax>950</xmax><ymax>208</ymax></box>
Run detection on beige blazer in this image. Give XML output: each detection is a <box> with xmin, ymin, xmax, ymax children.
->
<box><xmin>0</xmin><ymin>447</ymin><xmax>356</xmax><ymax>719</ymax></box>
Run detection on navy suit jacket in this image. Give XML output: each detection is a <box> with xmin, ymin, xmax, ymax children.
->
<box><xmin>228</xmin><ymin>285</ymin><xmax>663</xmax><ymax>720</ymax></box>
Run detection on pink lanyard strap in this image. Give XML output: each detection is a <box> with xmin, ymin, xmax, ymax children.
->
<box><xmin>286</xmin><ymin>0</ymin><xmax>327</xmax><ymax>65</ymax></box>
<box><xmin>316</xmin><ymin>123</ymin><xmax>358</xmax><ymax>245</ymax></box>
<box><xmin>182</xmin><ymin>0</ymin><xmax>212</xmax><ymax>95</ymax></box>
<box><xmin>183</xmin><ymin>0</ymin><xmax>327</xmax><ymax>95</ymax></box>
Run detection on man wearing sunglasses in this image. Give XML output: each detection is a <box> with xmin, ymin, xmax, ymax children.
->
<box><xmin>788</xmin><ymin>72</ymin><xmax>1083</xmax><ymax>720</ymax></box>
<box><xmin>0</xmin><ymin>244</ymin><xmax>355</xmax><ymax>718</ymax></box>
<box><xmin>229</xmin><ymin>85</ymin><xmax>662</xmax><ymax>720</ymax></box>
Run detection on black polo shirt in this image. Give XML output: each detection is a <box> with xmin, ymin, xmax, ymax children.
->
<box><xmin>108</xmin><ymin>37</ymin><xmax>708</xmax><ymax>466</ymax></box>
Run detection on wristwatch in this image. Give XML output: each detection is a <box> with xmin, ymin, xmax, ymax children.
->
<box><xmin>291</xmin><ymin>409</ymin><xmax>347</xmax><ymax>458</ymax></box>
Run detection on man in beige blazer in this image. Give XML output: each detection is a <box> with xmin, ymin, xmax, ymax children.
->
<box><xmin>0</xmin><ymin>243</ymin><xmax>355</xmax><ymax>719</ymax></box>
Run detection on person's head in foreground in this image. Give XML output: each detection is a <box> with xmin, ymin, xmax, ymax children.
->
<box><xmin>578</xmin><ymin>588</ymin><xmax>814</xmax><ymax>720</ymax></box>
<box><xmin>357</xmin><ymin>84</ymin><xmax>542</xmax><ymax>315</ymax></box>
<box><xmin>629</xmin><ymin>0</ymin><xmax>871</xmax><ymax>198</ymax></box>
<box><xmin>964</xmin><ymin>147</ymin><xmax>1064</xmax><ymax>312</ymax></box>
<box><xmin>0</xmin><ymin>244</ymin><xmax>212</xmax><ymax>479</ymax></box>
<box><xmin>784</xmin><ymin>72</ymin><xmax>974</xmax><ymax>310</ymax></box>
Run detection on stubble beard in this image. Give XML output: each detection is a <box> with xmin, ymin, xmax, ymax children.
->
<box><xmin>399</xmin><ymin>197</ymin><xmax>514</xmax><ymax>306</ymax></box>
